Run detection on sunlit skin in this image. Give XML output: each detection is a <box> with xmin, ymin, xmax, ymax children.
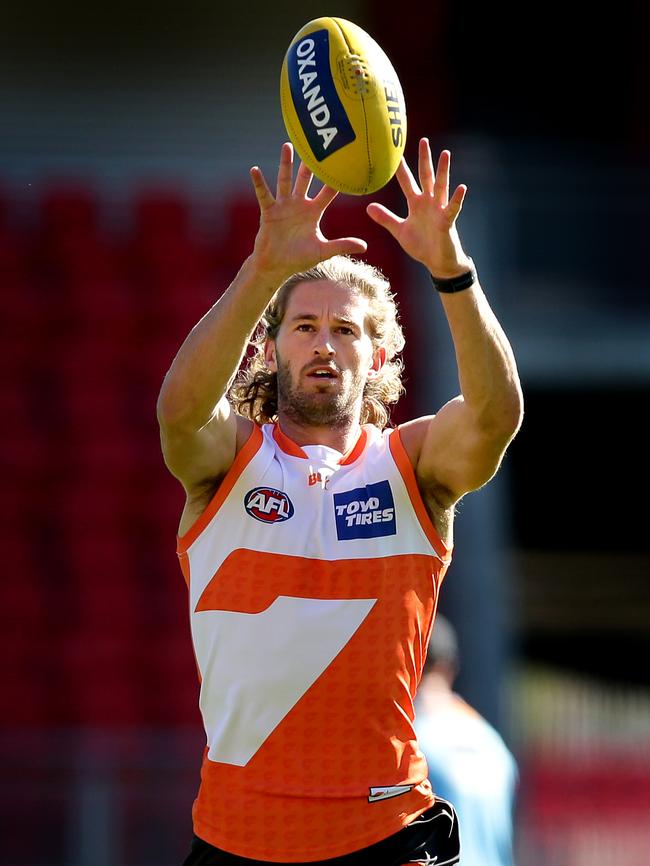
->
<box><xmin>264</xmin><ymin>280</ymin><xmax>386</xmax><ymax>446</ymax></box>
<box><xmin>159</xmin><ymin>139</ymin><xmax>522</xmax><ymax>540</ymax></box>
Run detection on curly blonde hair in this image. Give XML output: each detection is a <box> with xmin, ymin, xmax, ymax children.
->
<box><xmin>228</xmin><ymin>256</ymin><xmax>405</xmax><ymax>429</ymax></box>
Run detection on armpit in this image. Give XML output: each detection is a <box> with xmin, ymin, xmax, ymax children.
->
<box><xmin>420</xmin><ymin>486</ymin><xmax>455</xmax><ymax>548</ymax></box>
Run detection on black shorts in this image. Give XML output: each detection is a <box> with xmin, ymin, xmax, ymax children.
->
<box><xmin>182</xmin><ymin>798</ymin><xmax>460</xmax><ymax>866</ymax></box>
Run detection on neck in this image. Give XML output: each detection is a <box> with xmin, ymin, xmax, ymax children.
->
<box><xmin>276</xmin><ymin>413</ymin><xmax>363</xmax><ymax>453</ymax></box>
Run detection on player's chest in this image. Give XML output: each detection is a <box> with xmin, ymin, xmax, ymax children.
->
<box><xmin>238</xmin><ymin>453</ymin><xmax>400</xmax><ymax>545</ymax></box>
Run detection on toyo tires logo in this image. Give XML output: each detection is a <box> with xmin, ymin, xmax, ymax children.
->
<box><xmin>333</xmin><ymin>479</ymin><xmax>396</xmax><ymax>540</ymax></box>
<box><xmin>244</xmin><ymin>487</ymin><xmax>294</xmax><ymax>523</ymax></box>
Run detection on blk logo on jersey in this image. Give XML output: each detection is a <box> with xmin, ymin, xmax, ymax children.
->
<box><xmin>244</xmin><ymin>487</ymin><xmax>294</xmax><ymax>523</ymax></box>
<box><xmin>333</xmin><ymin>480</ymin><xmax>396</xmax><ymax>540</ymax></box>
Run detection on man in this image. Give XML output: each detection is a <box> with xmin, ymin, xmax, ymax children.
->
<box><xmin>157</xmin><ymin>139</ymin><xmax>523</xmax><ymax>866</ymax></box>
<box><xmin>415</xmin><ymin>615</ymin><xmax>518</xmax><ymax>866</ymax></box>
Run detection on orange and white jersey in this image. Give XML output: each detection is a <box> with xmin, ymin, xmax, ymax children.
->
<box><xmin>176</xmin><ymin>422</ymin><xmax>452</xmax><ymax>862</ymax></box>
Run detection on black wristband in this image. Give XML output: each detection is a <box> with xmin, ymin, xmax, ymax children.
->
<box><xmin>429</xmin><ymin>259</ymin><xmax>476</xmax><ymax>293</ymax></box>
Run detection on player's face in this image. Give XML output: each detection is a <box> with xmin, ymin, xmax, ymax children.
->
<box><xmin>266</xmin><ymin>280</ymin><xmax>382</xmax><ymax>428</ymax></box>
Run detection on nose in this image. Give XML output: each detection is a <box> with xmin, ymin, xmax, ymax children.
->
<box><xmin>313</xmin><ymin>328</ymin><xmax>335</xmax><ymax>356</ymax></box>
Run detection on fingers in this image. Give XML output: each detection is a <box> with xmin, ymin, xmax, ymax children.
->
<box><xmin>434</xmin><ymin>149</ymin><xmax>451</xmax><ymax>206</ymax></box>
<box><xmin>293</xmin><ymin>161</ymin><xmax>313</xmax><ymax>198</ymax></box>
<box><xmin>400</xmin><ymin>142</ymin><xmax>464</xmax><ymax>219</ymax></box>
<box><xmin>276</xmin><ymin>142</ymin><xmax>294</xmax><ymax>199</ymax></box>
<box><xmin>253</xmin><ymin>143</ymin><xmax>321</xmax><ymax>208</ymax></box>
<box><xmin>412</xmin><ymin>141</ymin><xmax>455</xmax><ymax>206</ymax></box>
<box><xmin>323</xmin><ymin>236</ymin><xmax>368</xmax><ymax>257</ymax></box>
<box><xmin>418</xmin><ymin>138</ymin><xmax>435</xmax><ymax>196</ymax></box>
<box><xmin>395</xmin><ymin>157</ymin><xmax>421</xmax><ymax>199</ymax></box>
<box><xmin>251</xmin><ymin>144</ymin><xmax>313</xmax><ymax>210</ymax></box>
<box><xmin>250</xmin><ymin>166</ymin><xmax>274</xmax><ymax>211</ymax></box>
<box><xmin>366</xmin><ymin>202</ymin><xmax>404</xmax><ymax>238</ymax></box>
<box><xmin>446</xmin><ymin>183</ymin><xmax>468</xmax><ymax>221</ymax></box>
<box><xmin>313</xmin><ymin>183</ymin><xmax>339</xmax><ymax>211</ymax></box>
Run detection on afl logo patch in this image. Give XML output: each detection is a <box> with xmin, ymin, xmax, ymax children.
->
<box><xmin>244</xmin><ymin>487</ymin><xmax>294</xmax><ymax>524</ymax></box>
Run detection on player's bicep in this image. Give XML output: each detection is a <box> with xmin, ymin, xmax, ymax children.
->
<box><xmin>402</xmin><ymin>397</ymin><xmax>514</xmax><ymax>505</ymax></box>
<box><xmin>158</xmin><ymin>396</ymin><xmax>240</xmax><ymax>493</ymax></box>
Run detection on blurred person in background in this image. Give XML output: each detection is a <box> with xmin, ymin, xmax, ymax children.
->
<box><xmin>415</xmin><ymin>614</ymin><xmax>518</xmax><ymax>866</ymax></box>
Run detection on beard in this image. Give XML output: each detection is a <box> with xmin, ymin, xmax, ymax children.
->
<box><xmin>276</xmin><ymin>355</ymin><xmax>365</xmax><ymax>428</ymax></box>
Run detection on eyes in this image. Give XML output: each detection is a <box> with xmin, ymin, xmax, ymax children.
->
<box><xmin>295</xmin><ymin>323</ymin><xmax>357</xmax><ymax>336</ymax></box>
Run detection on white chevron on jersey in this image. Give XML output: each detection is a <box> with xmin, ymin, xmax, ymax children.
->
<box><xmin>195</xmin><ymin>596</ymin><xmax>376</xmax><ymax>765</ymax></box>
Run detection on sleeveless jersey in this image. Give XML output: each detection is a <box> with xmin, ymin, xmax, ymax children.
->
<box><xmin>176</xmin><ymin>422</ymin><xmax>453</xmax><ymax>862</ymax></box>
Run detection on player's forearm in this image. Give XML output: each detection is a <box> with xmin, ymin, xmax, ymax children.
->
<box><xmin>439</xmin><ymin>282</ymin><xmax>523</xmax><ymax>435</ymax></box>
<box><xmin>156</xmin><ymin>255</ymin><xmax>284</xmax><ymax>430</ymax></box>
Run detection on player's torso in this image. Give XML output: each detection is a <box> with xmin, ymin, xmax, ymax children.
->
<box><xmin>176</xmin><ymin>422</ymin><xmax>452</xmax><ymax>859</ymax></box>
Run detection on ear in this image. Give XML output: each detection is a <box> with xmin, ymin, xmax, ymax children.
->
<box><xmin>367</xmin><ymin>346</ymin><xmax>386</xmax><ymax>380</ymax></box>
<box><xmin>264</xmin><ymin>339</ymin><xmax>277</xmax><ymax>372</ymax></box>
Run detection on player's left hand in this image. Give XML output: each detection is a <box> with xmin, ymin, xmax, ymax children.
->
<box><xmin>367</xmin><ymin>139</ymin><xmax>472</xmax><ymax>278</ymax></box>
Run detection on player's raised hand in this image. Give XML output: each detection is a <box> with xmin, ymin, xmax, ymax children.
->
<box><xmin>366</xmin><ymin>139</ymin><xmax>472</xmax><ymax>278</ymax></box>
<box><xmin>249</xmin><ymin>142</ymin><xmax>367</xmax><ymax>283</ymax></box>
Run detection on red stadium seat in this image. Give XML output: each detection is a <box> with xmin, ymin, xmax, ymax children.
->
<box><xmin>3</xmin><ymin>278</ymin><xmax>53</xmax><ymax>345</ymax></box>
<box><xmin>126</xmin><ymin>187</ymin><xmax>214</xmax><ymax>292</ymax></box>
<box><xmin>54</xmin><ymin>335</ymin><xmax>149</xmax><ymax>458</ymax></box>
<box><xmin>139</xmin><ymin>633</ymin><xmax>200</xmax><ymax>725</ymax></box>
<box><xmin>0</xmin><ymin>633</ymin><xmax>51</xmax><ymax>725</ymax></box>
<box><xmin>64</xmin><ymin>525</ymin><xmax>141</xmax><ymax>633</ymax></box>
<box><xmin>54</xmin><ymin>479</ymin><xmax>134</xmax><ymax>534</ymax></box>
<box><xmin>116</xmin><ymin>187</ymin><xmax>223</xmax><ymax>346</ymax></box>
<box><xmin>133</xmin><ymin>188</ymin><xmax>191</xmax><ymax>239</ymax></box>
<box><xmin>36</xmin><ymin>183</ymin><xmax>119</xmax><ymax>287</ymax></box>
<box><xmin>138</xmin><ymin>469</ymin><xmax>185</xmax><ymax>535</ymax></box>
<box><xmin>0</xmin><ymin>531</ymin><xmax>48</xmax><ymax>634</ymax></box>
<box><xmin>0</xmin><ymin>229</ymin><xmax>29</xmax><ymax>283</ymax></box>
<box><xmin>62</xmin><ymin>277</ymin><xmax>140</xmax><ymax>346</ymax></box>
<box><xmin>0</xmin><ymin>480</ymin><xmax>41</xmax><ymax>543</ymax></box>
<box><xmin>40</xmin><ymin>184</ymin><xmax>99</xmax><ymax>236</ymax></box>
<box><xmin>0</xmin><ymin>385</ymin><xmax>51</xmax><ymax>486</ymax></box>
<box><xmin>42</xmin><ymin>232</ymin><xmax>119</xmax><ymax>287</ymax></box>
<box><xmin>55</xmin><ymin>378</ymin><xmax>143</xmax><ymax>480</ymax></box>
<box><xmin>216</xmin><ymin>192</ymin><xmax>260</xmax><ymax>283</ymax></box>
<box><xmin>60</xmin><ymin>632</ymin><xmax>145</xmax><ymax>725</ymax></box>
<box><xmin>58</xmin><ymin>373</ymin><xmax>130</xmax><ymax>438</ymax></box>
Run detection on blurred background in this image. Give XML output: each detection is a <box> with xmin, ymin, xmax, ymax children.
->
<box><xmin>1</xmin><ymin>1</ymin><xmax>649</xmax><ymax>864</ymax></box>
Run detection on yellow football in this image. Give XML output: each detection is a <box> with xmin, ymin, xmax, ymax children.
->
<box><xmin>280</xmin><ymin>17</ymin><xmax>407</xmax><ymax>196</ymax></box>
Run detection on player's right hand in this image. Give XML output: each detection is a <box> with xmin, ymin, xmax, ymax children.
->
<box><xmin>249</xmin><ymin>142</ymin><xmax>367</xmax><ymax>285</ymax></box>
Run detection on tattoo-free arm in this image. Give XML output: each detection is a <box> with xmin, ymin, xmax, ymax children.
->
<box><xmin>368</xmin><ymin>141</ymin><xmax>523</xmax><ymax>505</ymax></box>
<box><xmin>157</xmin><ymin>143</ymin><xmax>367</xmax><ymax>493</ymax></box>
